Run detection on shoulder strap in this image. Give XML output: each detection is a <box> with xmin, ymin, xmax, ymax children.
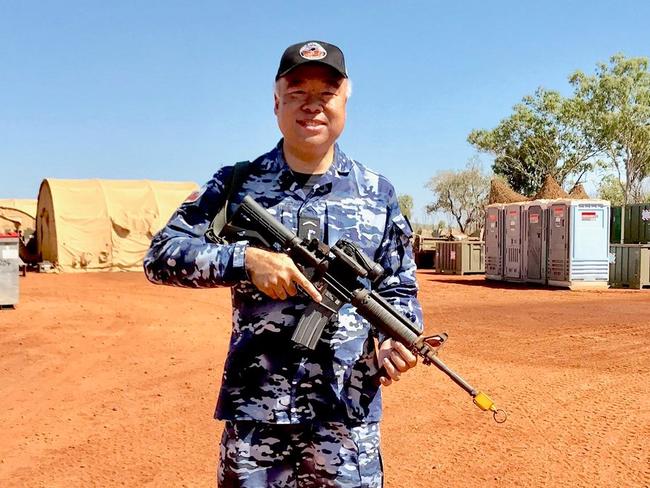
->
<box><xmin>205</xmin><ymin>160</ymin><xmax>252</xmax><ymax>243</ymax></box>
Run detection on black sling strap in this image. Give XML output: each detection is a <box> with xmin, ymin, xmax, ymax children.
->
<box><xmin>205</xmin><ymin>160</ymin><xmax>251</xmax><ymax>244</ymax></box>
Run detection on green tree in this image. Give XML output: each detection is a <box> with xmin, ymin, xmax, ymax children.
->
<box><xmin>569</xmin><ymin>54</ymin><xmax>650</xmax><ymax>204</ymax></box>
<box><xmin>597</xmin><ymin>174</ymin><xmax>625</xmax><ymax>205</ymax></box>
<box><xmin>425</xmin><ymin>159</ymin><xmax>490</xmax><ymax>234</ymax></box>
<box><xmin>468</xmin><ymin>88</ymin><xmax>600</xmax><ymax>196</ymax></box>
<box><xmin>434</xmin><ymin>220</ymin><xmax>447</xmax><ymax>236</ymax></box>
<box><xmin>397</xmin><ymin>194</ymin><xmax>414</xmax><ymax>220</ymax></box>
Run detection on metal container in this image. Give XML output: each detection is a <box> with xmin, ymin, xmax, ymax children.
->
<box><xmin>609</xmin><ymin>244</ymin><xmax>650</xmax><ymax>289</ymax></box>
<box><xmin>413</xmin><ymin>235</ymin><xmax>440</xmax><ymax>269</ymax></box>
<box><xmin>610</xmin><ymin>206</ymin><xmax>622</xmax><ymax>243</ymax></box>
<box><xmin>623</xmin><ymin>204</ymin><xmax>650</xmax><ymax>244</ymax></box>
<box><xmin>485</xmin><ymin>204</ymin><xmax>504</xmax><ymax>280</ymax></box>
<box><xmin>0</xmin><ymin>234</ymin><xmax>20</xmax><ymax>307</ymax></box>
<box><xmin>436</xmin><ymin>241</ymin><xmax>485</xmax><ymax>275</ymax></box>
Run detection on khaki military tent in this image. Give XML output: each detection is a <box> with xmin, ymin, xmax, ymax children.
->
<box><xmin>36</xmin><ymin>179</ymin><xmax>198</xmax><ymax>272</ymax></box>
<box><xmin>0</xmin><ymin>215</ymin><xmax>20</xmax><ymax>234</ymax></box>
<box><xmin>0</xmin><ymin>199</ymin><xmax>37</xmax><ymax>235</ymax></box>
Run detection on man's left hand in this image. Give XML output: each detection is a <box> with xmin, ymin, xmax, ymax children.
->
<box><xmin>377</xmin><ymin>339</ymin><xmax>418</xmax><ymax>387</ymax></box>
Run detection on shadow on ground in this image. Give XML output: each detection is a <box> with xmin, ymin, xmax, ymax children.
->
<box><xmin>416</xmin><ymin>271</ymin><xmax>566</xmax><ymax>291</ymax></box>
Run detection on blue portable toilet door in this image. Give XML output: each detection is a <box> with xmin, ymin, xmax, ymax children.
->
<box><xmin>570</xmin><ymin>204</ymin><xmax>609</xmax><ymax>281</ymax></box>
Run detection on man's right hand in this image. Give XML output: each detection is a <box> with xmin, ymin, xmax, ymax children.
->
<box><xmin>245</xmin><ymin>247</ymin><xmax>322</xmax><ymax>302</ymax></box>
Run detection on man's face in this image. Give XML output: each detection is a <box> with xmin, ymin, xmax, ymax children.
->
<box><xmin>274</xmin><ymin>64</ymin><xmax>348</xmax><ymax>156</ymax></box>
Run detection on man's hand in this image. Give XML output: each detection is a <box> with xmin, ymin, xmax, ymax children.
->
<box><xmin>245</xmin><ymin>247</ymin><xmax>322</xmax><ymax>302</ymax></box>
<box><xmin>377</xmin><ymin>339</ymin><xmax>418</xmax><ymax>386</ymax></box>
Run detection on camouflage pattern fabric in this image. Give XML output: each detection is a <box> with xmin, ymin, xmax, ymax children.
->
<box><xmin>144</xmin><ymin>140</ymin><xmax>423</xmax><ymax>425</ymax></box>
<box><xmin>218</xmin><ymin>420</ymin><xmax>382</xmax><ymax>488</ymax></box>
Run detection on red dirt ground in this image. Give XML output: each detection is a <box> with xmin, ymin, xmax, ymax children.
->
<box><xmin>1</xmin><ymin>272</ymin><xmax>649</xmax><ymax>487</ymax></box>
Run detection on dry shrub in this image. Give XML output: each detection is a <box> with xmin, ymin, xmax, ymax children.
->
<box><xmin>569</xmin><ymin>183</ymin><xmax>590</xmax><ymax>199</ymax></box>
<box><xmin>488</xmin><ymin>179</ymin><xmax>529</xmax><ymax>204</ymax></box>
<box><xmin>533</xmin><ymin>175</ymin><xmax>570</xmax><ymax>199</ymax></box>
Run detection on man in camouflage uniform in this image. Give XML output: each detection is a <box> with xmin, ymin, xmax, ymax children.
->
<box><xmin>144</xmin><ymin>40</ymin><xmax>423</xmax><ymax>487</ymax></box>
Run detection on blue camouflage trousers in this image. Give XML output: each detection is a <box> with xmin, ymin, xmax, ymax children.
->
<box><xmin>217</xmin><ymin>420</ymin><xmax>383</xmax><ymax>487</ymax></box>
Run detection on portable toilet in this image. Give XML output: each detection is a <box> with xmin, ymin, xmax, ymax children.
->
<box><xmin>484</xmin><ymin>204</ymin><xmax>504</xmax><ymax>280</ymax></box>
<box><xmin>523</xmin><ymin>200</ymin><xmax>549</xmax><ymax>284</ymax></box>
<box><xmin>504</xmin><ymin>203</ymin><xmax>524</xmax><ymax>281</ymax></box>
<box><xmin>547</xmin><ymin>199</ymin><xmax>610</xmax><ymax>288</ymax></box>
<box><xmin>0</xmin><ymin>233</ymin><xmax>20</xmax><ymax>307</ymax></box>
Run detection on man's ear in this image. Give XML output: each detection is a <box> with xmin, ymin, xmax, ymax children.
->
<box><xmin>274</xmin><ymin>94</ymin><xmax>279</xmax><ymax>115</ymax></box>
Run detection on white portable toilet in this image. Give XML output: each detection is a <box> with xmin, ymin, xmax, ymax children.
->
<box><xmin>485</xmin><ymin>204</ymin><xmax>504</xmax><ymax>280</ymax></box>
<box><xmin>547</xmin><ymin>199</ymin><xmax>610</xmax><ymax>288</ymax></box>
<box><xmin>504</xmin><ymin>203</ymin><xmax>525</xmax><ymax>281</ymax></box>
<box><xmin>0</xmin><ymin>233</ymin><xmax>20</xmax><ymax>307</ymax></box>
<box><xmin>523</xmin><ymin>200</ymin><xmax>549</xmax><ymax>284</ymax></box>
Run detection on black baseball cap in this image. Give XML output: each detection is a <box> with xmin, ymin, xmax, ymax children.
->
<box><xmin>276</xmin><ymin>40</ymin><xmax>348</xmax><ymax>80</ymax></box>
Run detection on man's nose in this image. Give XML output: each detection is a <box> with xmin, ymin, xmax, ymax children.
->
<box><xmin>301</xmin><ymin>95</ymin><xmax>324</xmax><ymax>113</ymax></box>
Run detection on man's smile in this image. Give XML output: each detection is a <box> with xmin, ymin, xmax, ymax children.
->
<box><xmin>297</xmin><ymin>119</ymin><xmax>326</xmax><ymax>128</ymax></box>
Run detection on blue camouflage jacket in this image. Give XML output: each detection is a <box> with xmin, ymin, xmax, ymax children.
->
<box><xmin>144</xmin><ymin>141</ymin><xmax>423</xmax><ymax>424</ymax></box>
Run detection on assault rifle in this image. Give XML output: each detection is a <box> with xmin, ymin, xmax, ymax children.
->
<box><xmin>210</xmin><ymin>195</ymin><xmax>507</xmax><ymax>423</ymax></box>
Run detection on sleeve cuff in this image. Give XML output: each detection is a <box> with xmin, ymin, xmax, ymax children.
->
<box><xmin>224</xmin><ymin>241</ymin><xmax>250</xmax><ymax>282</ymax></box>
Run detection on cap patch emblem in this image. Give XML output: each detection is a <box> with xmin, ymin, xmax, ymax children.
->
<box><xmin>300</xmin><ymin>42</ymin><xmax>327</xmax><ymax>60</ymax></box>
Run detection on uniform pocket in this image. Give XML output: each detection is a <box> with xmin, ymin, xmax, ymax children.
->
<box><xmin>350</xmin><ymin>422</ymin><xmax>384</xmax><ymax>488</ymax></box>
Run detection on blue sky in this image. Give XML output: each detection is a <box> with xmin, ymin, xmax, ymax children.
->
<box><xmin>1</xmin><ymin>1</ymin><xmax>649</xmax><ymax>222</ymax></box>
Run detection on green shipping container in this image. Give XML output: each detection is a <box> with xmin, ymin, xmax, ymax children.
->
<box><xmin>623</xmin><ymin>204</ymin><xmax>650</xmax><ymax>244</ymax></box>
<box><xmin>610</xmin><ymin>206</ymin><xmax>622</xmax><ymax>243</ymax></box>
<box><xmin>435</xmin><ymin>241</ymin><xmax>485</xmax><ymax>275</ymax></box>
<box><xmin>609</xmin><ymin>244</ymin><xmax>650</xmax><ymax>289</ymax></box>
